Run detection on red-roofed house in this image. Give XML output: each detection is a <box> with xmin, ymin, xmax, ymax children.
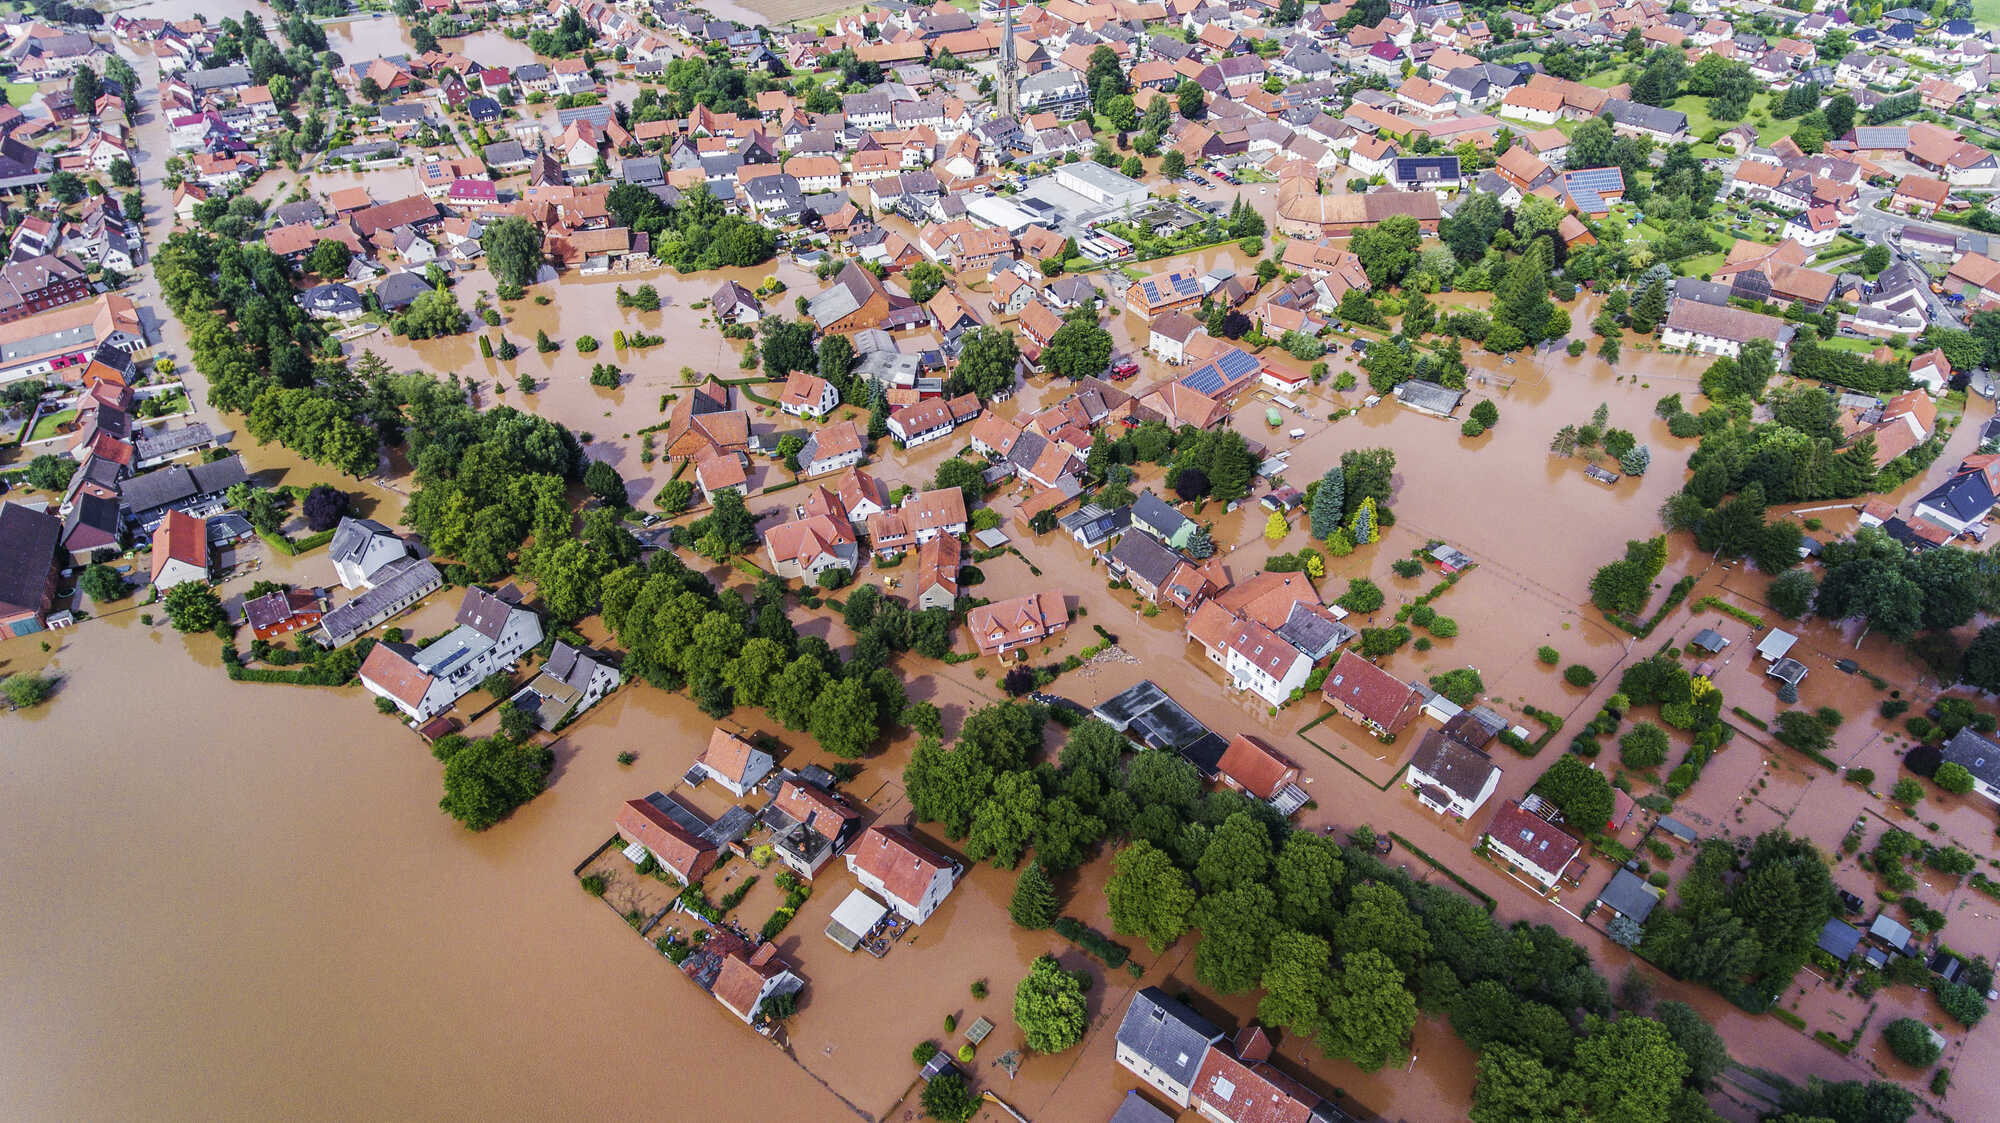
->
<box><xmin>1484</xmin><ymin>799</ymin><xmax>1582</xmax><ymax>890</ymax></box>
<box><xmin>1320</xmin><ymin>649</ymin><xmax>1422</xmax><ymax>735</ymax></box>
<box><xmin>844</xmin><ymin>824</ymin><xmax>958</xmax><ymax>923</ymax></box>
<box><xmin>148</xmin><ymin>508</ymin><xmax>209</xmax><ymax>590</ymax></box>
<box><xmin>616</xmin><ymin>793</ymin><xmax>719</xmax><ymax>885</ymax></box>
<box><xmin>965</xmin><ymin>588</ymin><xmax>1069</xmax><ymax>658</ymax></box>
<box><xmin>1215</xmin><ymin>734</ymin><xmax>1307</xmax><ymax>815</ymax></box>
<box><xmin>689</xmin><ymin>727</ymin><xmax>775</xmax><ymax>796</ymax></box>
<box><xmin>708</xmin><ymin>940</ymin><xmax>803</xmax><ymax>1025</ymax></box>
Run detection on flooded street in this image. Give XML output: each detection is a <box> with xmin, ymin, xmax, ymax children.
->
<box><xmin>16</xmin><ymin>14</ymin><xmax>2000</xmax><ymax>1121</ymax></box>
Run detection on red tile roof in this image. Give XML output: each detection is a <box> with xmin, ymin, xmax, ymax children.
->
<box><xmin>149</xmin><ymin>508</ymin><xmax>207</xmax><ymax>583</ymax></box>
<box><xmin>1321</xmin><ymin>650</ymin><xmax>1422</xmax><ymax>732</ymax></box>
<box><xmin>616</xmin><ymin>796</ymin><xmax>718</xmax><ymax>883</ymax></box>
<box><xmin>848</xmin><ymin>824</ymin><xmax>951</xmax><ymax>907</ymax></box>
<box><xmin>1215</xmin><ymin>734</ymin><xmax>1297</xmax><ymax>799</ymax></box>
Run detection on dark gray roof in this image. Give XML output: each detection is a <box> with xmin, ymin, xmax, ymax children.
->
<box><xmin>482</xmin><ymin>139</ymin><xmax>528</xmax><ymax>165</ymax></box>
<box><xmin>1941</xmin><ymin>728</ymin><xmax>2000</xmax><ymax>790</ymax></box>
<box><xmin>1597</xmin><ymin>868</ymin><xmax>1660</xmax><ymax>924</ymax></box>
<box><xmin>187</xmin><ymin>65</ymin><xmax>252</xmax><ymax>92</ymax></box>
<box><xmin>1275</xmin><ymin>602</ymin><xmax>1353</xmax><ymax>660</ymax></box>
<box><xmin>1108</xmin><ymin>1091</ymin><xmax>1176</xmax><ymax>1123</ymax></box>
<box><xmin>1093</xmin><ymin>679</ymin><xmax>1210</xmax><ymax>750</ymax></box>
<box><xmin>1603</xmin><ymin>98</ymin><xmax>1687</xmax><ymax>136</ymax></box>
<box><xmin>319</xmin><ymin>557</ymin><xmax>441</xmax><ymax>645</ymax></box>
<box><xmin>1919</xmin><ymin>471</ymin><xmax>1996</xmax><ymax>523</ymax></box>
<box><xmin>1115</xmin><ymin>987</ymin><xmax>1221</xmax><ymax>1090</ymax></box>
<box><xmin>117</xmin><ymin>456</ymin><xmax>247</xmax><ymax>519</ymax></box>
<box><xmin>1131</xmin><ymin>490</ymin><xmax>1188</xmax><ymax>539</ymax></box>
<box><xmin>454</xmin><ymin>586</ymin><xmax>515</xmax><ymax>640</ymax></box>
<box><xmin>0</xmin><ymin>501</ymin><xmax>59</xmax><ymax>617</ymax></box>
<box><xmin>1869</xmin><ymin>913</ymin><xmax>1913</xmax><ymax>950</ymax></box>
<box><xmin>1407</xmin><ymin>728</ymin><xmax>1498</xmax><ymax>802</ymax></box>
<box><xmin>1109</xmin><ymin>530</ymin><xmax>1183</xmax><ymax>587</ymax></box>
<box><xmin>374</xmin><ymin>271</ymin><xmax>433</xmax><ymax>312</ymax></box>
<box><xmin>1818</xmin><ymin>918</ymin><xmax>1863</xmax><ymax>960</ymax></box>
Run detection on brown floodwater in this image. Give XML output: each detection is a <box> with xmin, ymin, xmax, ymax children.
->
<box><xmin>62</xmin><ymin>26</ymin><xmax>2000</xmax><ymax>1120</ymax></box>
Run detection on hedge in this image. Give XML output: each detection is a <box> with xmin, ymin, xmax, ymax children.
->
<box><xmin>1053</xmin><ymin>916</ymin><xmax>1129</xmax><ymax>966</ymax></box>
<box><xmin>1390</xmin><ymin>831</ymin><xmax>1496</xmax><ymax>912</ymax></box>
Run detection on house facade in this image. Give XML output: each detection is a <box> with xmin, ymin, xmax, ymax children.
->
<box><xmin>357</xmin><ymin>588</ymin><xmax>542</xmax><ymax>722</ymax></box>
<box><xmin>844</xmin><ymin>824</ymin><xmax>958</xmax><ymax>923</ymax></box>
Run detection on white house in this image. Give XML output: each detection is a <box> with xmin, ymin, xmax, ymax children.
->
<box><xmin>1114</xmin><ymin>987</ymin><xmax>1224</xmax><ymax>1109</ymax></box>
<box><xmin>1781</xmin><ymin>204</ymin><xmax>1841</xmax><ymax>249</ymax></box>
<box><xmin>1661</xmin><ymin>301</ymin><xmax>1788</xmax><ymax>359</ymax></box>
<box><xmin>1149</xmin><ymin>309</ymin><xmax>1200</xmax><ymax>365</ymax></box>
<box><xmin>844</xmin><ymin>824</ymin><xmax>958</xmax><ymax>923</ymax></box>
<box><xmin>1218</xmin><ymin>618</ymin><xmax>1314</xmax><ymax>707</ymax></box>
<box><xmin>508</xmin><ymin>641</ymin><xmax>622</xmax><ymax>730</ymax></box>
<box><xmin>1940</xmin><ymin>729</ymin><xmax>2000</xmax><ymax>805</ymax></box>
<box><xmin>1406</xmin><ymin>729</ymin><xmax>1501</xmax><ymax>819</ymax></box>
<box><xmin>708</xmin><ymin>942</ymin><xmax>804</xmax><ymax>1026</ymax></box>
<box><xmin>778</xmin><ymin>370</ymin><xmax>840</xmax><ymax>419</ymax></box>
<box><xmin>329</xmin><ymin>516</ymin><xmax>418</xmax><ymax>589</ymax></box>
<box><xmin>358</xmin><ymin>588</ymin><xmax>543</xmax><ymax>722</ymax></box>
<box><xmin>1484</xmin><ymin>799</ymin><xmax>1582</xmax><ymax>890</ymax></box>
<box><xmin>689</xmin><ymin>727</ymin><xmax>775</xmax><ymax>797</ymax></box>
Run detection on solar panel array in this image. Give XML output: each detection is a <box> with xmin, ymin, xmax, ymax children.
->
<box><xmin>1177</xmin><ymin>348</ymin><xmax>1261</xmax><ymax>396</ymax></box>
<box><xmin>1562</xmin><ymin>166</ymin><xmax>1624</xmax><ymax>194</ymax></box>
<box><xmin>1140</xmin><ymin>271</ymin><xmax>1203</xmax><ymax>304</ymax></box>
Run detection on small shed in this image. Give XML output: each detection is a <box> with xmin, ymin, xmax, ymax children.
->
<box><xmin>1868</xmin><ymin>913</ymin><xmax>1914</xmax><ymax>954</ymax></box>
<box><xmin>1756</xmin><ymin>629</ymin><xmax>1798</xmax><ymax>662</ymax></box>
<box><xmin>1429</xmin><ymin>543</ymin><xmax>1474</xmax><ymax>571</ymax></box>
<box><xmin>1818</xmin><ymin>918</ymin><xmax>1863</xmax><ymax>962</ymax></box>
<box><xmin>1929</xmin><ymin>949</ymin><xmax>1964</xmax><ymax>983</ymax></box>
<box><xmin>1596</xmin><ymin>868</ymin><xmax>1662</xmax><ymax>925</ymax></box>
<box><xmin>1584</xmin><ymin>464</ymin><xmax>1620</xmax><ymax>485</ymax></box>
<box><xmin>964</xmin><ymin>1016</ymin><xmax>994</xmax><ymax>1044</ymax></box>
<box><xmin>1768</xmin><ymin>658</ymin><xmax>1808</xmax><ymax>687</ymax></box>
<box><xmin>1689</xmin><ymin>629</ymin><xmax>1729</xmax><ymax>654</ymax></box>
<box><xmin>1657</xmin><ymin>816</ymin><xmax>1698</xmax><ymax>844</ymax></box>
<box><xmin>825</xmin><ymin>889</ymin><xmax>889</xmax><ymax>951</ymax></box>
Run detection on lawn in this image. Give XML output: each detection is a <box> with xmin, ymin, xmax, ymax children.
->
<box><xmin>1978</xmin><ymin>0</ymin><xmax>2000</xmax><ymax>29</ymax></box>
<box><xmin>28</xmin><ymin>407</ymin><xmax>75</xmax><ymax>442</ymax></box>
<box><xmin>1667</xmin><ymin>92</ymin><xmax>1804</xmax><ymax>146</ymax></box>
<box><xmin>3</xmin><ymin>81</ymin><xmax>35</xmax><ymax>107</ymax></box>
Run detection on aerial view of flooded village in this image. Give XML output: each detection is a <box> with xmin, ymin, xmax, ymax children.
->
<box><xmin>23</xmin><ymin>0</ymin><xmax>2000</xmax><ymax>1120</ymax></box>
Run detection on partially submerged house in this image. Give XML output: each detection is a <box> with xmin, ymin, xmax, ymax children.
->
<box><xmin>1405</xmin><ymin>728</ymin><xmax>1501</xmax><ymax>819</ymax></box>
<box><xmin>357</xmin><ymin>587</ymin><xmax>542</xmax><ymax>721</ymax></box>
<box><xmin>1321</xmin><ymin>650</ymin><xmax>1423</xmax><ymax>736</ymax></box>
<box><xmin>1213</xmin><ymin>734</ymin><xmax>1309</xmax><ymax>816</ymax></box>
<box><xmin>1483</xmin><ymin>799</ymin><xmax>1582</xmax><ymax>891</ymax></box>
<box><xmin>1114</xmin><ymin>986</ymin><xmax>1225</xmax><ymax>1109</ymax></box>
<box><xmin>844</xmin><ymin>824</ymin><xmax>958</xmax><ymax>924</ymax></box>
<box><xmin>508</xmin><ymin>641</ymin><xmax>622</xmax><ymax>730</ymax></box>
<box><xmin>688</xmin><ymin>727</ymin><xmax>775</xmax><ymax>797</ymax></box>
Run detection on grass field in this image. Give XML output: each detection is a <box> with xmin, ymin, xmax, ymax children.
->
<box><xmin>1975</xmin><ymin>0</ymin><xmax>2000</xmax><ymax>29</ymax></box>
<box><xmin>29</xmin><ymin>408</ymin><xmax>75</xmax><ymax>443</ymax></box>
<box><xmin>3</xmin><ymin>82</ymin><xmax>36</xmax><ymax>107</ymax></box>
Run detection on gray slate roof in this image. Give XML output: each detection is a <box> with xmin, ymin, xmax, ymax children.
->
<box><xmin>1941</xmin><ymin>728</ymin><xmax>2000</xmax><ymax>790</ymax></box>
<box><xmin>1115</xmin><ymin>987</ymin><xmax>1220</xmax><ymax>1090</ymax></box>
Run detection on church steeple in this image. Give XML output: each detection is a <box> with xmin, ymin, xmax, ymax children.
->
<box><xmin>995</xmin><ymin>1</ymin><xmax>1019</xmax><ymax>120</ymax></box>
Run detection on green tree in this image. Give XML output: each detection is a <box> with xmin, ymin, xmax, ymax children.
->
<box><xmin>1471</xmin><ymin>1044</ymin><xmax>1566</xmax><ymax>1123</ymax></box>
<box><xmin>583</xmin><ymin>459</ymin><xmax>625</xmax><ymax>506</ymax></box>
<box><xmin>1177</xmin><ymin>78</ymin><xmax>1205</xmax><ymax>119</ymax></box>
<box><xmin>1321</xmin><ymin>948</ymin><xmax>1417</xmax><ymax>1071</ymax></box>
<box><xmin>1494</xmin><ymin>239</ymin><xmax>1554</xmax><ymax>345</ymax></box>
<box><xmin>1193</xmin><ymin>883</ymin><xmax>1279</xmax><ymax>993</ymax></box>
<box><xmin>1654</xmin><ymin>1000</ymin><xmax>1728</xmax><ymax>1089</ymax></box>
<box><xmin>1274</xmin><ymin>831</ymin><xmax>1344</xmax><ymax>931</ymax></box>
<box><xmin>1107</xmin><ymin>841</ymin><xmax>1195</xmax><ymax>951</ymax></box>
<box><xmin>905</xmin><ymin>261</ymin><xmax>946</xmax><ymax>303</ymax></box>
<box><xmin>1619</xmin><ymin>722</ymin><xmax>1671</xmax><ymax>769</ymax></box>
<box><xmin>436</xmin><ymin>733</ymin><xmax>554</xmax><ymax>831</ymax></box>
<box><xmin>952</xmin><ymin>325</ymin><xmax>1018</xmax><ymax>398</ymax></box>
<box><xmin>1258</xmin><ymin>929</ymin><xmax>1334</xmax><ymax>1036</ymax></box>
<box><xmin>1334</xmin><ymin>883</ymin><xmax>1432</xmax><ymax>976</ymax></box>
<box><xmin>162</xmin><ymin>582</ymin><xmax>223</xmax><ymax>632</ymax></box>
<box><xmin>1161</xmin><ymin>149</ymin><xmax>1187</xmax><ymax>178</ymax></box>
<box><xmin>1574</xmin><ymin>1015</ymin><xmax>1689</xmax><ymax>1123</ymax></box>
<box><xmin>904</xmin><ymin>738</ymin><xmax>993</xmax><ymax>838</ymax></box>
<box><xmin>1532</xmin><ymin>755</ymin><xmax>1615</xmax><ymax>832</ymax></box>
<box><xmin>307</xmin><ymin>237</ymin><xmax>352</xmax><ymax>279</ymax></box>
<box><xmin>817</xmin><ymin>331</ymin><xmax>853</xmax><ymax>384</ymax></box>
<box><xmin>483</xmin><ymin>216</ymin><xmax>545</xmax><ymax>288</ymax></box>
<box><xmin>965</xmin><ymin>770</ymin><xmax>1043</xmax><ymax>868</ymax></box>
<box><xmin>1309</xmin><ymin>468</ymin><xmax>1345</xmax><ymax>539</ymax></box>
<box><xmin>1194</xmin><ymin>811</ymin><xmax>1273</xmax><ymax>892</ymax></box>
<box><xmin>760</xmin><ymin>319</ymin><xmax>817</xmax><ymax>377</ymax></box>
<box><xmin>1013</xmin><ymin>954</ymin><xmax>1088</xmax><ymax>1053</ymax></box>
<box><xmin>1009</xmin><ymin>859</ymin><xmax>1060</xmax><ymax>928</ymax></box>
<box><xmin>766</xmin><ymin>655</ymin><xmax>828</xmax><ymax>731</ymax></box>
<box><xmin>78</xmin><ymin>564</ymin><xmax>129</xmax><ymax>603</ymax></box>
<box><xmin>809</xmin><ymin>675</ymin><xmax>880</xmax><ymax>759</ymax></box>
<box><xmin>1881</xmin><ymin>1018</ymin><xmax>1941</xmax><ymax>1067</ymax></box>
<box><xmin>1934</xmin><ymin>762</ymin><xmax>1975</xmax><ymax>794</ymax></box>
<box><xmin>24</xmin><ymin>453</ymin><xmax>78</xmax><ymax>492</ymax></box>
<box><xmin>1043</xmin><ymin>315</ymin><xmax>1114</xmax><ymax>379</ymax></box>
<box><xmin>920</xmin><ymin>1070</ymin><xmax>979</xmax><ymax>1122</ymax></box>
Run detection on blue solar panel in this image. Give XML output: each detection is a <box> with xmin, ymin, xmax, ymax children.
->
<box><xmin>1180</xmin><ymin>367</ymin><xmax>1223</xmax><ymax>394</ymax></box>
<box><xmin>1563</xmin><ymin>166</ymin><xmax>1623</xmax><ymax>193</ymax></box>
<box><xmin>1217</xmin><ymin>349</ymin><xmax>1258</xmax><ymax>377</ymax></box>
<box><xmin>1569</xmin><ymin>188</ymin><xmax>1606</xmax><ymax>213</ymax></box>
<box><xmin>1172</xmin><ymin>274</ymin><xmax>1200</xmax><ymax>296</ymax></box>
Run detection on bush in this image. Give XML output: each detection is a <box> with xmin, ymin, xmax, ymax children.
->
<box><xmin>576</xmin><ymin>335</ymin><xmax>599</xmax><ymax>353</ymax></box>
<box><xmin>1848</xmin><ymin>767</ymin><xmax>1875</xmax><ymax>787</ymax></box>
<box><xmin>1893</xmin><ymin>778</ymin><xmax>1924</xmax><ymax>805</ymax></box>
<box><xmin>1935</xmin><ymin>762</ymin><xmax>1975</xmax><ymax>794</ymax></box>
<box><xmin>1538</xmin><ymin>646</ymin><xmax>1561</xmax><ymax>665</ymax></box>
<box><xmin>1392</xmin><ymin>558</ymin><xmax>1423</xmax><ymax>578</ymax></box>
<box><xmin>1564</xmin><ymin>664</ymin><xmax>1598</xmax><ymax>687</ymax></box>
<box><xmin>581</xmin><ymin>874</ymin><xmax>608</xmax><ymax>897</ymax></box>
<box><xmin>1882</xmin><ymin>1017</ymin><xmax>1942</xmax><ymax>1066</ymax></box>
<box><xmin>1619</xmin><ymin>722</ymin><xmax>1670</xmax><ymax>770</ymax></box>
